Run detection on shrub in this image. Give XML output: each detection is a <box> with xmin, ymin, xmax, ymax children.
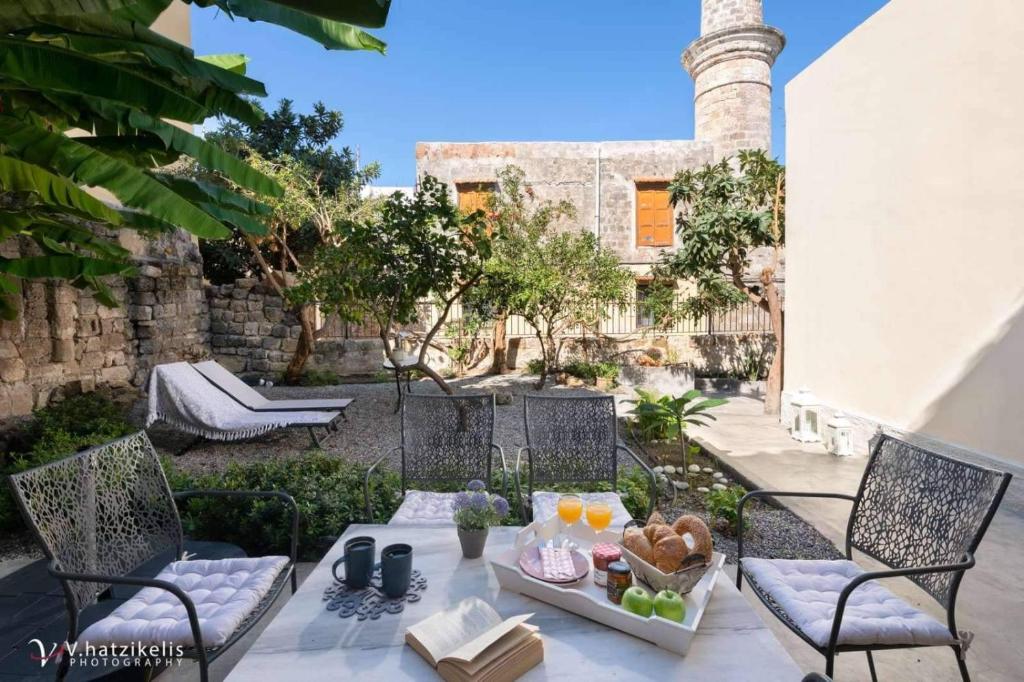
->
<box><xmin>167</xmin><ymin>453</ymin><xmax>402</xmax><ymax>561</ymax></box>
<box><xmin>705</xmin><ymin>485</ymin><xmax>747</xmax><ymax>535</ymax></box>
<box><xmin>563</xmin><ymin>360</ymin><xmax>620</xmax><ymax>385</ymax></box>
<box><xmin>525</xmin><ymin>358</ymin><xmax>545</xmax><ymax>375</ymax></box>
<box><xmin>1</xmin><ymin>394</ymin><xmax>134</xmax><ymax>534</ymax></box>
<box><xmin>506</xmin><ymin>465</ymin><xmax>652</xmax><ymax>523</ymax></box>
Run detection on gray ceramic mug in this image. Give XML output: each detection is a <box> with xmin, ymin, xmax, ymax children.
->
<box><xmin>332</xmin><ymin>536</ymin><xmax>375</xmax><ymax>589</ymax></box>
<box><xmin>380</xmin><ymin>543</ymin><xmax>413</xmax><ymax>598</ymax></box>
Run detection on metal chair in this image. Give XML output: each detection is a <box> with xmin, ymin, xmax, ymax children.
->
<box><xmin>7</xmin><ymin>431</ymin><xmax>298</xmax><ymax>682</ymax></box>
<box><xmin>736</xmin><ymin>433</ymin><xmax>1011</xmax><ymax>681</ymax></box>
<box><xmin>517</xmin><ymin>394</ymin><xmax>657</xmax><ymax>526</ymax></box>
<box><xmin>364</xmin><ymin>393</ymin><xmax>507</xmax><ymax>525</ymax></box>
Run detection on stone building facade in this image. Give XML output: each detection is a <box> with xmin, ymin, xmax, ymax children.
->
<box><xmin>417</xmin><ymin>0</ymin><xmax>784</xmax><ymax>270</ymax></box>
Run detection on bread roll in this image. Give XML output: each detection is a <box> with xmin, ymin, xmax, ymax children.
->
<box><xmin>647</xmin><ymin>511</ymin><xmax>667</xmax><ymax>527</ymax></box>
<box><xmin>643</xmin><ymin>522</ymin><xmax>670</xmax><ymax>543</ymax></box>
<box><xmin>671</xmin><ymin>515</ymin><xmax>713</xmax><ymax>564</ymax></box>
<box><xmin>653</xmin><ymin>534</ymin><xmax>686</xmax><ymax>573</ymax></box>
<box><xmin>623</xmin><ymin>527</ymin><xmax>654</xmax><ymax>564</ymax></box>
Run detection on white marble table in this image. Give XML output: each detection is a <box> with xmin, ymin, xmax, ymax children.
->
<box><xmin>226</xmin><ymin>525</ymin><xmax>802</xmax><ymax>681</ymax></box>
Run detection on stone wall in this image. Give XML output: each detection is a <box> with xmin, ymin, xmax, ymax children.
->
<box><xmin>0</xmin><ymin>230</ymin><xmax>208</xmax><ymax>419</ymax></box>
<box><xmin>417</xmin><ymin>141</ymin><xmax>714</xmax><ymax>267</ymax></box>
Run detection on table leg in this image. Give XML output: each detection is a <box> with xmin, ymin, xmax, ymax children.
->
<box><xmin>393</xmin><ymin>369</ymin><xmax>402</xmax><ymax>413</ymax></box>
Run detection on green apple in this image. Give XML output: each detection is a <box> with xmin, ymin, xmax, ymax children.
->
<box><xmin>654</xmin><ymin>589</ymin><xmax>686</xmax><ymax>623</ymax></box>
<box><xmin>621</xmin><ymin>586</ymin><xmax>654</xmax><ymax>618</ymax></box>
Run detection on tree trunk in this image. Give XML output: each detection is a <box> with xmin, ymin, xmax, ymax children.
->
<box><xmin>488</xmin><ymin>311</ymin><xmax>508</xmax><ymax>374</ymax></box>
<box><xmin>761</xmin><ymin>272</ymin><xmax>785</xmax><ymax>415</ymax></box>
<box><xmin>284</xmin><ymin>304</ymin><xmax>316</xmax><ymax>384</ymax></box>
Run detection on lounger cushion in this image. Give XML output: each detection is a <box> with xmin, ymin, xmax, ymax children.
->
<box><xmin>388</xmin><ymin>490</ymin><xmax>459</xmax><ymax>526</ymax></box>
<box><xmin>531</xmin><ymin>491</ymin><xmax>633</xmax><ymax>529</ymax></box>
<box><xmin>192</xmin><ymin>360</ymin><xmax>352</xmax><ymax>412</ymax></box>
<box><xmin>741</xmin><ymin>558</ymin><xmax>956</xmax><ymax>647</ymax></box>
<box><xmin>78</xmin><ymin>556</ymin><xmax>289</xmax><ymax>648</ymax></box>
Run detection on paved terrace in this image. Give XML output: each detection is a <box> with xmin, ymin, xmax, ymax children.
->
<box><xmin>690</xmin><ymin>397</ymin><xmax>1023</xmax><ymax>682</ymax></box>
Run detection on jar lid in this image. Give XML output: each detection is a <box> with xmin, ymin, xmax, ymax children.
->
<box><xmin>607</xmin><ymin>560</ymin><xmax>630</xmax><ymax>574</ymax></box>
<box><xmin>592</xmin><ymin>543</ymin><xmax>622</xmax><ymax>562</ymax></box>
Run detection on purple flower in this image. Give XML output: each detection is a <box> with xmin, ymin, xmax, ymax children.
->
<box><xmin>467</xmin><ymin>479</ymin><xmax>486</xmax><ymax>492</ymax></box>
<box><xmin>470</xmin><ymin>491</ymin><xmax>489</xmax><ymax>511</ymax></box>
<box><xmin>493</xmin><ymin>496</ymin><xmax>510</xmax><ymax>518</ymax></box>
<box><xmin>453</xmin><ymin>491</ymin><xmax>471</xmax><ymax>512</ymax></box>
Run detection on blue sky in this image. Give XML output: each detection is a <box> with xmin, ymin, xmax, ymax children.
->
<box><xmin>192</xmin><ymin>0</ymin><xmax>888</xmax><ymax>186</ymax></box>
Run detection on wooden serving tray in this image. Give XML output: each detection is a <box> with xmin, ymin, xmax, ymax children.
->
<box><xmin>490</xmin><ymin>517</ymin><xmax>724</xmax><ymax>656</ymax></box>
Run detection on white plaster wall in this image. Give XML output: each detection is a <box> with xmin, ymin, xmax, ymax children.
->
<box><xmin>784</xmin><ymin>0</ymin><xmax>1024</xmax><ymax>467</ymax></box>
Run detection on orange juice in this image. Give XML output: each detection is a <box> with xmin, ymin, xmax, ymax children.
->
<box><xmin>557</xmin><ymin>495</ymin><xmax>583</xmax><ymax>525</ymax></box>
<box><xmin>586</xmin><ymin>502</ymin><xmax>613</xmax><ymax>532</ymax></box>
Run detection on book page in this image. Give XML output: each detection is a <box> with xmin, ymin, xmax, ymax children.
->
<box><xmin>405</xmin><ymin>597</ymin><xmax>503</xmax><ymax>666</ymax></box>
<box><xmin>444</xmin><ymin>617</ymin><xmax>535</xmax><ymax>664</ymax></box>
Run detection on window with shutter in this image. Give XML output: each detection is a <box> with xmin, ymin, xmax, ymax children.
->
<box><xmin>457</xmin><ymin>182</ymin><xmax>495</xmax><ymax>215</ymax></box>
<box><xmin>635</xmin><ymin>181</ymin><xmax>674</xmax><ymax>248</ymax></box>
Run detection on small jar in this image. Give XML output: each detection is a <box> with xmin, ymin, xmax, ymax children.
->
<box><xmin>606</xmin><ymin>561</ymin><xmax>632</xmax><ymax>605</ymax></box>
<box><xmin>591</xmin><ymin>543</ymin><xmax>622</xmax><ymax>587</ymax></box>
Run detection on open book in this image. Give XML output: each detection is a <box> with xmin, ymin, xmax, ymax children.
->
<box><xmin>405</xmin><ymin>597</ymin><xmax>543</xmax><ymax>682</ymax></box>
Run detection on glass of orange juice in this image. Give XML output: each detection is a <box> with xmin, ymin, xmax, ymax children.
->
<box><xmin>556</xmin><ymin>494</ymin><xmax>583</xmax><ymax>548</ymax></box>
<box><xmin>586</xmin><ymin>501</ymin><xmax>613</xmax><ymax>533</ymax></box>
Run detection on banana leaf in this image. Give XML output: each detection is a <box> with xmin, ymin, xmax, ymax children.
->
<box><xmin>0</xmin><ymin>0</ymin><xmax>172</xmax><ymax>26</ymax></box>
<box><xmin>0</xmin><ymin>254</ymin><xmax>134</xmax><ymax>279</ymax></box>
<box><xmin>199</xmin><ymin>0</ymin><xmax>387</xmax><ymax>53</ymax></box>
<box><xmin>0</xmin><ymin>155</ymin><xmax>123</xmax><ymax>225</ymax></box>
<box><xmin>197</xmin><ymin>201</ymin><xmax>269</xmax><ymax>236</ymax></box>
<box><xmin>197</xmin><ymin>53</ymin><xmax>249</xmax><ymax>74</ymax></box>
<box><xmin>78</xmin><ymin>135</ymin><xmax>182</xmax><ymax>168</ymax></box>
<box><xmin>0</xmin><ymin>37</ymin><xmax>212</xmax><ymax>124</ymax></box>
<box><xmin>151</xmin><ymin>173</ymin><xmax>274</xmax><ymax>216</ymax></box>
<box><xmin>0</xmin><ymin>116</ymin><xmax>231</xmax><ymax>239</ymax></box>
<box><xmin>3</xmin><ymin>13</ymin><xmax>190</xmax><ymax>55</ymax></box>
<box><xmin>191</xmin><ymin>0</ymin><xmax>391</xmax><ymax>28</ymax></box>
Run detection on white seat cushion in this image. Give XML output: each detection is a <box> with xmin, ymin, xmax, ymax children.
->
<box><xmin>531</xmin><ymin>491</ymin><xmax>633</xmax><ymax>529</ymax></box>
<box><xmin>741</xmin><ymin>558</ymin><xmax>956</xmax><ymax>648</ymax></box>
<box><xmin>388</xmin><ymin>490</ymin><xmax>459</xmax><ymax>526</ymax></box>
<box><xmin>79</xmin><ymin>556</ymin><xmax>289</xmax><ymax>648</ymax></box>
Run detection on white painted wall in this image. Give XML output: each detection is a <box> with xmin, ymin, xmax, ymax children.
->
<box><xmin>784</xmin><ymin>0</ymin><xmax>1024</xmax><ymax>466</ymax></box>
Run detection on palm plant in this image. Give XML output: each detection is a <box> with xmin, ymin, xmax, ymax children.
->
<box><xmin>625</xmin><ymin>388</ymin><xmax>728</xmax><ymax>470</ymax></box>
<box><xmin>0</xmin><ymin>0</ymin><xmax>391</xmax><ymax>319</ymax></box>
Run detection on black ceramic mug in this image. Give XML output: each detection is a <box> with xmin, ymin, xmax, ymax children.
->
<box><xmin>380</xmin><ymin>543</ymin><xmax>413</xmax><ymax>598</ymax></box>
<box><xmin>332</xmin><ymin>536</ymin><xmax>376</xmax><ymax>589</ymax></box>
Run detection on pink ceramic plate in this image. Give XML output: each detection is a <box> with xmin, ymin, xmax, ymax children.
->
<box><xmin>518</xmin><ymin>546</ymin><xmax>589</xmax><ymax>584</ymax></box>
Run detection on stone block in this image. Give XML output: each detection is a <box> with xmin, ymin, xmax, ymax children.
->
<box><xmin>0</xmin><ymin>340</ymin><xmax>18</xmax><ymax>359</ymax></box>
<box><xmin>9</xmin><ymin>384</ymin><xmax>34</xmax><ymax>416</ymax></box>
<box><xmin>0</xmin><ymin>357</ymin><xmax>26</xmax><ymax>382</ymax></box>
<box><xmin>252</xmin><ymin>359</ymin><xmax>271</xmax><ymax>372</ymax></box>
<box><xmin>230</xmin><ymin>300</ymin><xmax>247</xmax><ymax>313</ymax></box>
<box><xmin>281</xmin><ymin>337</ymin><xmax>298</xmax><ymax>353</ymax></box>
<box><xmin>244</xmin><ymin>322</ymin><xmax>260</xmax><ymax>336</ymax></box>
<box><xmin>211</xmin><ymin>320</ymin><xmax>228</xmax><ymax>334</ymax></box>
<box><xmin>262</xmin><ymin>337</ymin><xmax>281</xmax><ymax>350</ymax></box>
<box><xmin>52</xmin><ymin>339</ymin><xmax>75</xmax><ymax>363</ymax></box>
<box><xmin>81</xmin><ymin>351</ymin><xmax>105</xmax><ymax>370</ymax></box>
<box><xmin>247</xmin><ymin>300</ymin><xmax>262</xmax><ymax>312</ymax></box>
<box><xmin>271</xmin><ymin>324</ymin><xmax>289</xmax><ymax>338</ymax></box>
<box><xmin>138</xmin><ymin>265</ymin><xmax>162</xmax><ymax>278</ymax></box>
<box><xmin>100</xmin><ymin>365</ymin><xmax>132</xmax><ymax>387</ymax></box>
<box><xmin>231</xmin><ymin>287</ymin><xmax>248</xmax><ymax>300</ymax></box>
<box><xmin>132</xmin><ymin>292</ymin><xmax>157</xmax><ymax>306</ymax></box>
<box><xmin>129</xmin><ymin>305</ymin><xmax>153</xmax><ymax>321</ymax></box>
<box><xmin>265</xmin><ymin>308</ymin><xmax>283</xmax><ymax>323</ymax></box>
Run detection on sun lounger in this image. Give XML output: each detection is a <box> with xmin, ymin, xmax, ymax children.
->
<box><xmin>192</xmin><ymin>359</ymin><xmax>354</xmax><ymax>413</ymax></box>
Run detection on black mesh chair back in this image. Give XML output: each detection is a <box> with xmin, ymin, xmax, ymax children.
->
<box><xmin>523</xmin><ymin>394</ymin><xmax>618</xmax><ymax>490</ymax></box>
<box><xmin>848</xmin><ymin>434</ymin><xmax>1011</xmax><ymax>607</ymax></box>
<box><xmin>400</xmin><ymin>394</ymin><xmax>495</xmax><ymax>491</ymax></box>
<box><xmin>8</xmin><ymin>431</ymin><xmax>183</xmax><ymax>612</ymax></box>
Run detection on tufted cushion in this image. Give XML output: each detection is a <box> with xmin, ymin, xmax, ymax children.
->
<box><xmin>741</xmin><ymin>558</ymin><xmax>956</xmax><ymax>647</ymax></box>
<box><xmin>531</xmin><ymin>491</ymin><xmax>633</xmax><ymax>529</ymax></box>
<box><xmin>78</xmin><ymin>556</ymin><xmax>289</xmax><ymax>648</ymax></box>
<box><xmin>388</xmin><ymin>490</ymin><xmax>459</xmax><ymax>526</ymax></box>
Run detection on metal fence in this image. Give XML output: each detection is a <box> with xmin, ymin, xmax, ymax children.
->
<box><xmin>319</xmin><ymin>297</ymin><xmax>770</xmax><ymax>340</ymax></box>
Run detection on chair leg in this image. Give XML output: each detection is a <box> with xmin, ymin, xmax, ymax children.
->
<box><xmin>825</xmin><ymin>652</ymin><xmax>835</xmax><ymax>679</ymax></box>
<box><xmin>199</xmin><ymin>656</ymin><xmax>210</xmax><ymax>682</ymax></box>
<box><xmin>952</xmin><ymin>645</ymin><xmax>971</xmax><ymax>682</ymax></box>
<box><xmin>291</xmin><ymin>568</ymin><xmax>298</xmax><ymax>593</ymax></box>
<box><xmin>866</xmin><ymin>650</ymin><xmax>878</xmax><ymax>682</ymax></box>
<box><xmin>57</xmin><ymin>610</ymin><xmax>79</xmax><ymax>682</ymax></box>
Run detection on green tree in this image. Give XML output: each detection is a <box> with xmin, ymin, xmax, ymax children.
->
<box><xmin>662</xmin><ymin>149</ymin><xmax>786</xmax><ymax>413</ymax></box>
<box><xmin>199</xmin><ymin>100</ymin><xmax>380</xmax><ymax>382</ymax></box>
<box><xmin>484</xmin><ymin>225</ymin><xmax>632</xmax><ymax>389</ymax></box>
<box><xmin>291</xmin><ymin>175</ymin><xmax>492</xmax><ymax>393</ymax></box>
<box><xmin>0</xmin><ymin>0</ymin><xmax>390</xmax><ymax>319</ymax></box>
<box><xmin>468</xmin><ymin>166</ymin><xmax>575</xmax><ymax>374</ymax></box>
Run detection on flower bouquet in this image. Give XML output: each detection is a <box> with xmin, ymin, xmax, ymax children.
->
<box><xmin>452</xmin><ymin>480</ymin><xmax>510</xmax><ymax>559</ymax></box>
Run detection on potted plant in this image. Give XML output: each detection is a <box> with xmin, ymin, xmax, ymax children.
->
<box><xmin>453</xmin><ymin>480</ymin><xmax>510</xmax><ymax>559</ymax></box>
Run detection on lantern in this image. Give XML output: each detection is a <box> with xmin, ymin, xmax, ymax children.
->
<box><xmin>825</xmin><ymin>411</ymin><xmax>855</xmax><ymax>457</ymax></box>
<box><xmin>790</xmin><ymin>388</ymin><xmax>822</xmax><ymax>443</ymax></box>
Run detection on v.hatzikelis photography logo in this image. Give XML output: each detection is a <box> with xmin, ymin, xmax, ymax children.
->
<box><xmin>28</xmin><ymin>640</ymin><xmax>185</xmax><ymax>669</ymax></box>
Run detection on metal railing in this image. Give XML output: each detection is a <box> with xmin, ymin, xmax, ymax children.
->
<box><xmin>319</xmin><ymin>297</ymin><xmax>770</xmax><ymax>341</ymax></box>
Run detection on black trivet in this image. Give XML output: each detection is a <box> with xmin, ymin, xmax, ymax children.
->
<box><xmin>322</xmin><ymin>568</ymin><xmax>427</xmax><ymax>620</ymax></box>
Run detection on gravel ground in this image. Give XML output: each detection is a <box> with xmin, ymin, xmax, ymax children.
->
<box><xmin>141</xmin><ymin>374</ymin><xmax>603</xmax><ymax>476</ymax></box>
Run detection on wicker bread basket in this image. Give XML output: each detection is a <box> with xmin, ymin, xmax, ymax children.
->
<box><xmin>618</xmin><ymin>521</ymin><xmax>711</xmax><ymax>594</ymax></box>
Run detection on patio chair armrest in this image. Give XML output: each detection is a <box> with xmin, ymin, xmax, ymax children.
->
<box><xmin>513</xmin><ymin>447</ymin><xmax>529</xmax><ymax>523</ymax></box>
<box><xmin>173</xmin><ymin>490</ymin><xmax>299</xmax><ymax>564</ymax></box>
<box><xmin>47</xmin><ymin>561</ymin><xmax>207</xmax><ymax>652</ymax></box>
<box><xmin>826</xmin><ymin>552</ymin><xmax>976</xmax><ymax>653</ymax></box>
<box><xmin>364</xmin><ymin>447</ymin><xmax>400</xmax><ymax>523</ymax></box>
<box><xmin>617</xmin><ymin>444</ymin><xmax>658</xmax><ymax>519</ymax></box>
<box><xmin>736</xmin><ymin>490</ymin><xmax>857</xmax><ymax>587</ymax></box>
<box><xmin>491</xmin><ymin>443</ymin><xmax>509</xmax><ymax>498</ymax></box>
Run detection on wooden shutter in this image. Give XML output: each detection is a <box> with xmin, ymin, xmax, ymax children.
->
<box><xmin>636</xmin><ymin>182</ymin><xmax>673</xmax><ymax>247</ymax></box>
<box><xmin>457</xmin><ymin>183</ymin><xmax>494</xmax><ymax>215</ymax></box>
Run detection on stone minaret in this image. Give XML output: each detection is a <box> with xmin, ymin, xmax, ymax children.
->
<box><xmin>682</xmin><ymin>0</ymin><xmax>785</xmax><ymax>159</ymax></box>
